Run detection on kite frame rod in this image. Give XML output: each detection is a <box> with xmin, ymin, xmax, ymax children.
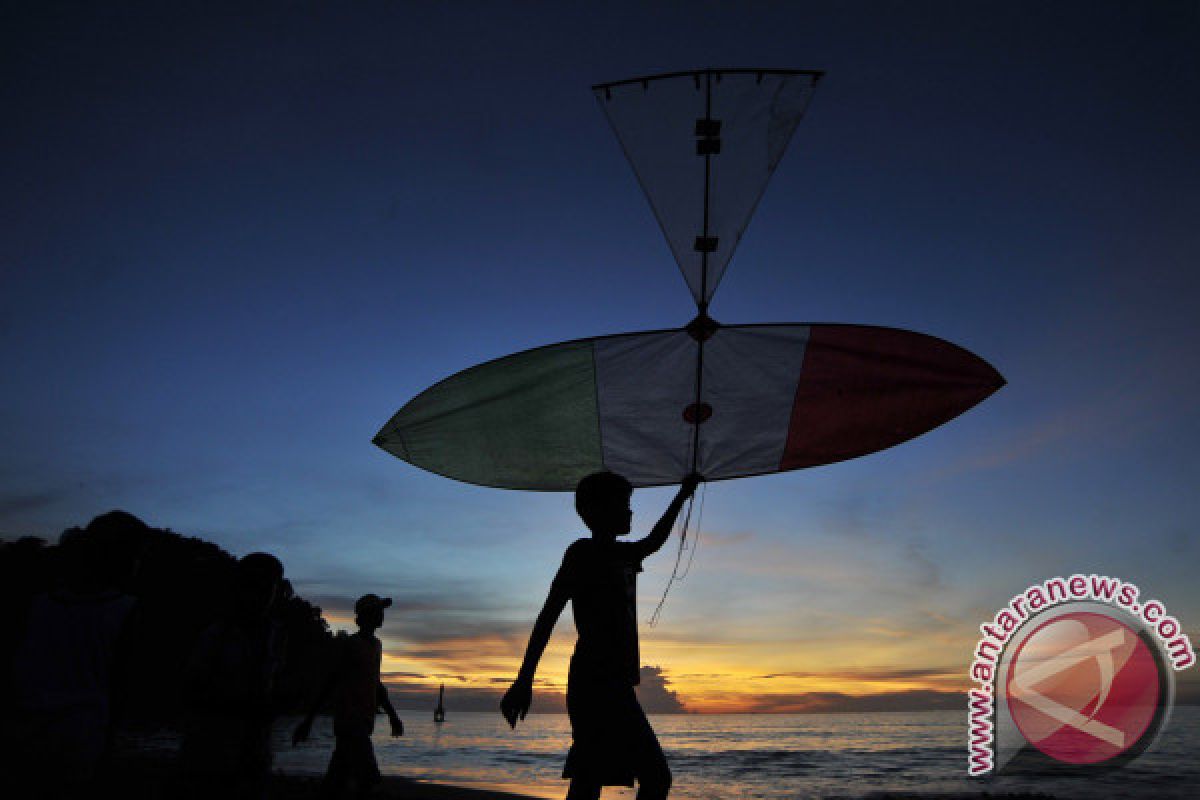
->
<box><xmin>592</xmin><ymin>67</ymin><xmax>825</xmax><ymax>92</ymax></box>
<box><xmin>689</xmin><ymin>71</ymin><xmax>713</xmax><ymax>473</ymax></box>
<box><xmin>699</xmin><ymin>69</ymin><xmax>712</xmax><ymax>307</ymax></box>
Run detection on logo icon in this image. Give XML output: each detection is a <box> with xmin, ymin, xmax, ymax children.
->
<box><xmin>1006</xmin><ymin>611</ymin><xmax>1161</xmax><ymax>765</ymax></box>
<box><xmin>966</xmin><ymin>575</ymin><xmax>1193</xmax><ymax>776</ymax></box>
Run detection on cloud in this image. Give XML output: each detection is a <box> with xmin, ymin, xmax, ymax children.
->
<box><xmin>381</xmin><ymin>682</ymin><xmax>963</xmax><ymax>715</ymax></box>
<box><xmin>0</xmin><ymin>490</ymin><xmax>69</xmax><ymax>517</ymax></box>
<box><xmin>299</xmin><ymin>586</ymin><xmax>528</xmax><ymax>644</ymax></box>
<box><xmin>757</xmin><ymin>666</ymin><xmax>961</xmax><ymax>683</ymax></box>
<box><xmin>396</xmin><ymin>630</ymin><xmax>527</xmax><ymax>672</ymax></box>
<box><xmin>637</xmin><ymin>666</ymin><xmax>687</xmax><ymax>713</ymax></box>
<box><xmin>731</xmin><ymin>689</ymin><xmax>962</xmax><ymax>714</ymax></box>
<box><xmin>294</xmin><ymin>580</ymin><xmax>544</xmax><ymax>680</ymax></box>
<box><xmin>300</xmin><ymin>590</ymin><xmax>474</xmax><ymax>618</ymax></box>
<box><xmin>382</xmin><ymin>683</ymin><xmax>566</xmax><ymax>714</ymax></box>
<box><xmin>381</xmin><ymin>665</ymin><xmax>688</xmax><ymax>715</ymax></box>
<box><xmin>930</xmin><ymin>380</ymin><xmax>1171</xmax><ymax>481</ymax></box>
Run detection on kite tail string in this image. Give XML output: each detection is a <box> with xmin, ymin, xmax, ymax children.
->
<box><xmin>648</xmin><ymin>490</ymin><xmax>694</xmax><ymax>627</ymax></box>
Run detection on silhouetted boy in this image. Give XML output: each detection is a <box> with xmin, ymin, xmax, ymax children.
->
<box><xmin>179</xmin><ymin>552</ymin><xmax>285</xmax><ymax>799</ymax></box>
<box><xmin>293</xmin><ymin>593</ymin><xmax>403</xmax><ymax>799</ymax></box>
<box><xmin>8</xmin><ymin>512</ymin><xmax>143</xmax><ymax>797</ymax></box>
<box><xmin>502</xmin><ymin>471</ymin><xmax>700</xmax><ymax>800</ymax></box>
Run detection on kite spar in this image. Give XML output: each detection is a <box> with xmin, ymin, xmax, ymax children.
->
<box><xmin>373</xmin><ymin>69</ymin><xmax>1005</xmax><ymax>490</ymax></box>
<box><xmin>596</xmin><ymin>68</ymin><xmax>824</xmax><ymax>478</ymax></box>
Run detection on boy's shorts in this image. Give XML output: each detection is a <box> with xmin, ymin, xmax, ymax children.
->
<box><xmin>563</xmin><ymin>664</ymin><xmax>668</xmax><ymax>787</ymax></box>
<box><xmin>326</xmin><ymin>721</ymin><xmax>382</xmax><ymax>788</ymax></box>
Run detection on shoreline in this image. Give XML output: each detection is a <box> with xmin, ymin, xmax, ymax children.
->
<box><xmin>102</xmin><ymin>754</ymin><xmax>545</xmax><ymax>800</ymax></box>
<box><xmin>273</xmin><ymin>774</ymin><xmax>545</xmax><ymax>800</ymax></box>
<box><xmin>98</xmin><ymin>755</ymin><xmax>1064</xmax><ymax>800</ymax></box>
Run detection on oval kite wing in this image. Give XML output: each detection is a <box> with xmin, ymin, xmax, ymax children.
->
<box><xmin>373</xmin><ymin>324</ymin><xmax>1004</xmax><ymax>491</ymax></box>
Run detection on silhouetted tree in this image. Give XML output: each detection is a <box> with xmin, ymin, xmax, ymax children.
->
<box><xmin>1</xmin><ymin>515</ymin><xmax>339</xmax><ymax>726</ymax></box>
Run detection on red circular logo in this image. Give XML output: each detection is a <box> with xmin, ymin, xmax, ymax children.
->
<box><xmin>1006</xmin><ymin>611</ymin><xmax>1161</xmax><ymax>764</ymax></box>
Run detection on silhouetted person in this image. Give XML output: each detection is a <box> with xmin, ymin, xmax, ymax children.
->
<box><xmin>7</xmin><ymin>511</ymin><xmax>143</xmax><ymax>798</ymax></box>
<box><xmin>293</xmin><ymin>593</ymin><xmax>403</xmax><ymax>799</ymax></box>
<box><xmin>178</xmin><ymin>552</ymin><xmax>285</xmax><ymax>799</ymax></box>
<box><xmin>502</xmin><ymin>471</ymin><xmax>701</xmax><ymax>800</ymax></box>
<box><xmin>434</xmin><ymin>683</ymin><xmax>445</xmax><ymax>723</ymax></box>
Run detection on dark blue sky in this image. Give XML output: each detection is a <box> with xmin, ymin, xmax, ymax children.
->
<box><xmin>3</xmin><ymin>2</ymin><xmax>1197</xmax><ymax>707</ymax></box>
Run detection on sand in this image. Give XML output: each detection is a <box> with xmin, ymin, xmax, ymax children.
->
<box><xmin>271</xmin><ymin>774</ymin><xmax>542</xmax><ymax>799</ymax></box>
<box><xmin>87</xmin><ymin>755</ymin><xmax>543</xmax><ymax>800</ymax></box>
<box><xmin>77</xmin><ymin>755</ymin><xmax>1061</xmax><ymax>800</ymax></box>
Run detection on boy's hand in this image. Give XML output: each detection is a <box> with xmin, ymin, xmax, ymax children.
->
<box><xmin>390</xmin><ymin>716</ymin><xmax>404</xmax><ymax>737</ymax></box>
<box><xmin>500</xmin><ymin>678</ymin><xmax>532</xmax><ymax>729</ymax></box>
<box><xmin>292</xmin><ymin>718</ymin><xmax>312</xmax><ymax>746</ymax></box>
<box><xmin>681</xmin><ymin>472</ymin><xmax>703</xmax><ymax>496</ymax></box>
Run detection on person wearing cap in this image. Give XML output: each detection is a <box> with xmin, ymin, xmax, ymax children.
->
<box><xmin>293</xmin><ymin>592</ymin><xmax>403</xmax><ymax>798</ymax></box>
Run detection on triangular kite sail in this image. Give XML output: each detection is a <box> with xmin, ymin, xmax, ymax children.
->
<box><xmin>594</xmin><ymin>69</ymin><xmax>821</xmax><ymax>307</ymax></box>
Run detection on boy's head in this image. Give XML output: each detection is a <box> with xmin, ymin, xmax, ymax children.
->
<box><xmin>234</xmin><ymin>552</ymin><xmax>284</xmax><ymax>619</ymax></box>
<box><xmin>575</xmin><ymin>471</ymin><xmax>633</xmax><ymax>537</ymax></box>
<box><xmin>354</xmin><ymin>593</ymin><xmax>392</xmax><ymax>631</ymax></box>
<box><xmin>59</xmin><ymin>510</ymin><xmax>150</xmax><ymax>592</ymax></box>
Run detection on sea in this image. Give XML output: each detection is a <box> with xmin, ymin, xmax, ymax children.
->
<box><xmin>126</xmin><ymin>707</ymin><xmax>1200</xmax><ymax>799</ymax></box>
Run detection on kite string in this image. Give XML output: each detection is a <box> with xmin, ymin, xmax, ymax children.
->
<box><xmin>648</xmin><ymin>490</ymin><xmax>694</xmax><ymax>627</ymax></box>
<box><xmin>679</xmin><ymin>480</ymin><xmax>705</xmax><ymax>580</ymax></box>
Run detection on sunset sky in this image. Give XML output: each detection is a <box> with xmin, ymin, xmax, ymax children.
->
<box><xmin>3</xmin><ymin>2</ymin><xmax>1198</xmax><ymax>713</ymax></box>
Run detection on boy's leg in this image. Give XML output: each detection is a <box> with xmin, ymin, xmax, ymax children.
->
<box><xmin>565</xmin><ymin>778</ymin><xmax>602</xmax><ymax>800</ymax></box>
<box><xmin>330</xmin><ymin>728</ymin><xmax>380</xmax><ymax>800</ymax></box>
<box><xmin>635</xmin><ymin>756</ymin><xmax>671</xmax><ymax>800</ymax></box>
<box><xmin>351</xmin><ymin>741</ymin><xmax>382</xmax><ymax>800</ymax></box>
<box><xmin>631</xmin><ymin>705</ymin><xmax>671</xmax><ymax>800</ymax></box>
<box><xmin>320</xmin><ymin>743</ymin><xmax>349</xmax><ymax>799</ymax></box>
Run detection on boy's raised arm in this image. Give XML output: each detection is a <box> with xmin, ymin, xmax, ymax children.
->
<box><xmin>631</xmin><ymin>472</ymin><xmax>702</xmax><ymax>560</ymax></box>
<box><xmin>500</xmin><ymin>568</ymin><xmax>572</xmax><ymax>729</ymax></box>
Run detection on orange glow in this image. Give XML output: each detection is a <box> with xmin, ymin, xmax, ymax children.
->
<box><xmin>360</xmin><ymin>618</ymin><xmax>970</xmax><ymax>713</ymax></box>
<box><xmin>320</xmin><ymin>527</ymin><xmax>979</xmax><ymax>713</ymax></box>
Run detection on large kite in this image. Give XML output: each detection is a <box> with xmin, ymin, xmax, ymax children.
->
<box><xmin>375</xmin><ymin>69</ymin><xmax>1004</xmax><ymax>490</ymax></box>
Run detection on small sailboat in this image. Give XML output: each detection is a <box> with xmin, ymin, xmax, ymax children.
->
<box><xmin>433</xmin><ymin>683</ymin><xmax>445</xmax><ymax>723</ymax></box>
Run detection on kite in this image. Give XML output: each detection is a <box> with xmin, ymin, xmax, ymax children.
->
<box><xmin>375</xmin><ymin>69</ymin><xmax>1004</xmax><ymax>490</ymax></box>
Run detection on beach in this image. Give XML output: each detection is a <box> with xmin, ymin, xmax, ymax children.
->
<box><xmin>96</xmin><ymin>751</ymin><xmax>1070</xmax><ymax>800</ymax></box>
<box><xmin>101</xmin><ymin>708</ymin><xmax>1199</xmax><ymax>800</ymax></box>
<box><xmin>99</xmin><ymin>754</ymin><xmax>544</xmax><ymax>800</ymax></box>
<box><xmin>91</xmin><ymin>753</ymin><xmax>1080</xmax><ymax>800</ymax></box>
<box><xmin>94</xmin><ymin>753</ymin><xmax>1068</xmax><ymax>800</ymax></box>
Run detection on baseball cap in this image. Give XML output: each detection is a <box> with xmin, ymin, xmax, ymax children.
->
<box><xmin>355</xmin><ymin>593</ymin><xmax>393</xmax><ymax>614</ymax></box>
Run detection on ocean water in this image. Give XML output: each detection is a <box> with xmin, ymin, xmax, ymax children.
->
<box><xmin>131</xmin><ymin>707</ymin><xmax>1200</xmax><ymax>799</ymax></box>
